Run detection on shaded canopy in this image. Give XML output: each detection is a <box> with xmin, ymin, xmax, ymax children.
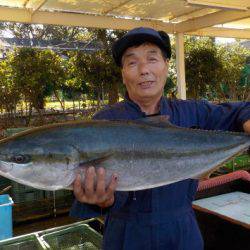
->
<box><xmin>0</xmin><ymin>0</ymin><xmax>249</xmax><ymax>38</ymax></box>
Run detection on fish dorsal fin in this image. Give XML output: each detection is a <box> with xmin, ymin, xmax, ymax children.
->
<box><xmin>134</xmin><ymin>115</ymin><xmax>177</xmax><ymax>129</ymax></box>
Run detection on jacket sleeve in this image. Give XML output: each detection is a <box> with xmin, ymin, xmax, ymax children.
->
<box><xmin>194</xmin><ymin>101</ymin><xmax>250</xmax><ymax>131</ymax></box>
<box><xmin>70</xmin><ymin>107</ymin><xmax>129</xmax><ymax>219</ymax></box>
<box><xmin>180</xmin><ymin>101</ymin><xmax>250</xmax><ymax>131</ymax></box>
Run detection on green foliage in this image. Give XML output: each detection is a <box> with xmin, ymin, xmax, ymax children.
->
<box><xmin>164</xmin><ymin>39</ymin><xmax>177</xmax><ymax>98</ymax></box>
<box><xmin>0</xmin><ymin>23</ymin><xmax>89</xmax><ymax>42</ymax></box>
<box><xmin>69</xmin><ymin>29</ymin><xmax>125</xmax><ymax>105</ymax></box>
<box><xmin>217</xmin><ymin>44</ymin><xmax>250</xmax><ymax>100</ymax></box>
<box><xmin>240</xmin><ymin>62</ymin><xmax>250</xmax><ymax>86</ymax></box>
<box><xmin>62</xmin><ymin>54</ymin><xmax>89</xmax><ymax>101</ymax></box>
<box><xmin>0</xmin><ymin>57</ymin><xmax>20</xmax><ymax>112</ymax></box>
<box><xmin>185</xmin><ymin>37</ymin><xmax>223</xmax><ymax>99</ymax></box>
<box><xmin>10</xmin><ymin>48</ymin><xmax>65</xmax><ymax>110</ymax></box>
<box><xmin>184</xmin><ymin>37</ymin><xmax>250</xmax><ymax>101</ymax></box>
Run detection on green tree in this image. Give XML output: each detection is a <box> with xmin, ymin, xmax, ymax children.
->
<box><xmin>10</xmin><ymin>47</ymin><xmax>65</xmax><ymax>123</ymax></box>
<box><xmin>164</xmin><ymin>39</ymin><xmax>177</xmax><ymax>98</ymax></box>
<box><xmin>62</xmin><ymin>54</ymin><xmax>90</xmax><ymax>111</ymax></box>
<box><xmin>0</xmin><ymin>23</ymin><xmax>127</xmax><ymax>105</ymax></box>
<box><xmin>185</xmin><ymin>37</ymin><xmax>223</xmax><ymax>100</ymax></box>
<box><xmin>240</xmin><ymin>58</ymin><xmax>250</xmax><ymax>100</ymax></box>
<box><xmin>71</xmin><ymin>29</ymin><xmax>125</xmax><ymax>105</ymax></box>
<box><xmin>0</xmin><ymin>56</ymin><xmax>20</xmax><ymax>114</ymax></box>
<box><xmin>0</xmin><ymin>23</ymin><xmax>89</xmax><ymax>42</ymax></box>
<box><xmin>217</xmin><ymin>44</ymin><xmax>250</xmax><ymax>101</ymax></box>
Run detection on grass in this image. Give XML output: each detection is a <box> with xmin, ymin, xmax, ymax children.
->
<box><xmin>44</xmin><ymin>98</ymin><xmax>122</xmax><ymax>110</ymax></box>
<box><xmin>5</xmin><ymin>100</ymin><xmax>105</xmax><ymax>113</ymax></box>
<box><xmin>45</xmin><ymin>100</ymin><xmax>99</xmax><ymax>110</ymax></box>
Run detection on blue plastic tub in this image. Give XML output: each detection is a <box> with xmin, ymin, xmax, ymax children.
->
<box><xmin>0</xmin><ymin>194</ymin><xmax>14</xmax><ymax>240</ymax></box>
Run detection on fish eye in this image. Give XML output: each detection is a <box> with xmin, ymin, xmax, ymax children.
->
<box><xmin>12</xmin><ymin>155</ymin><xmax>30</xmax><ymax>164</ymax></box>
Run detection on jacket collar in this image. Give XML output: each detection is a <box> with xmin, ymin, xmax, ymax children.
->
<box><xmin>124</xmin><ymin>92</ymin><xmax>170</xmax><ymax>116</ymax></box>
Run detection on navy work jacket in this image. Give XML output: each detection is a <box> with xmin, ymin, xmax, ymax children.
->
<box><xmin>70</xmin><ymin>95</ymin><xmax>250</xmax><ymax>250</ymax></box>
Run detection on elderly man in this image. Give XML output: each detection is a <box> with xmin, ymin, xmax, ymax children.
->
<box><xmin>70</xmin><ymin>27</ymin><xmax>250</xmax><ymax>250</ymax></box>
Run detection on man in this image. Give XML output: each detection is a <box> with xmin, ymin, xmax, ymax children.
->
<box><xmin>71</xmin><ymin>27</ymin><xmax>250</xmax><ymax>250</ymax></box>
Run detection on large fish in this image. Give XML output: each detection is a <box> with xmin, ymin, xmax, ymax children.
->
<box><xmin>0</xmin><ymin>116</ymin><xmax>249</xmax><ymax>191</ymax></box>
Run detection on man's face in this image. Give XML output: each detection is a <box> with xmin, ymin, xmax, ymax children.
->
<box><xmin>121</xmin><ymin>43</ymin><xmax>169</xmax><ymax>103</ymax></box>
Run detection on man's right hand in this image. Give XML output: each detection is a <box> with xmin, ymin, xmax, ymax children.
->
<box><xmin>73</xmin><ymin>166</ymin><xmax>118</xmax><ymax>208</ymax></box>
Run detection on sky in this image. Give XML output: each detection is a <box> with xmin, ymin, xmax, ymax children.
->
<box><xmin>215</xmin><ymin>37</ymin><xmax>236</xmax><ymax>44</ymax></box>
<box><xmin>0</xmin><ymin>28</ymin><xmax>239</xmax><ymax>45</ymax></box>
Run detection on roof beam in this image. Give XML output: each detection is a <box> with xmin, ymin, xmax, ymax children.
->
<box><xmin>188</xmin><ymin>27</ymin><xmax>250</xmax><ymax>39</ymax></box>
<box><xmin>102</xmin><ymin>0</ymin><xmax>134</xmax><ymax>15</ymax></box>
<box><xmin>175</xmin><ymin>9</ymin><xmax>250</xmax><ymax>32</ymax></box>
<box><xmin>26</xmin><ymin>0</ymin><xmax>49</xmax><ymax>14</ymax></box>
<box><xmin>187</xmin><ymin>0</ymin><xmax>249</xmax><ymax>11</ymax></box>
<box><xmin>170</xmin><ymin>8</ymin><xmax>218</xmax><ymax>22</ymax></box>
<box><xmin>0</xmin><ymin>6</ymin><xmax>250</xmax><ymax>39</ymax></box>
<box><xmin>0</xmin><ymin>7</ymin><xmax>32</xmax><ymax>23</ymax></box>
<box><xmin>23</xmin><ymin>0</ymin><xmax>31</xmax><ymax>8</ymax></box>
<box><xmin>0</xmin><ymin>7</ymin><xmax>175</xmax><ymax>33</ymax></box>
<box><xmin>33</xmin><ymin>11</ymin><xmax>175</xmax><ymax>32</ymax></box>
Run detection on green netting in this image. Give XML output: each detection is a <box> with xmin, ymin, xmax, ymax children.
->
<box><xmin>41</xmin><ymin>224</ymin><xmax>102</xmax><ymax>250</ymax></box>
<box><xmin>0</xmin><ymin>234</ymin><xmax>45</xmax><ymax>250</ymax></box>
<box><xmin>224</xmin><ymin>154</ymin><xmax>250</xmax><ymax>171</ymax></box>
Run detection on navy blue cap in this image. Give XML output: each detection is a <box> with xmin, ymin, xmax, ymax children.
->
<box><xmin>112</xmin><ymin>27</ymin><xmax>171</xmax><ymax>67</ymax></box>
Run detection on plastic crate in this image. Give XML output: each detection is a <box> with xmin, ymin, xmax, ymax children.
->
<box><xmin>44</xmin><ymin>190</ymin><xmax>73</xmax><ymax>199</ymax></box>
<box><xmin>11</xmin><ymin>181</ymin><xmax>37</xmax><ymax>193</ymax></box>
<box><xmin>43</xmin><ymin>191</ymin><xmax>74</xmax><ymax>211</ymax></box>
<box><xmin>0</xmin><ymin>195</ymin><xmax>13</xmax><ymax>240</ymax></box>
<box><xmin>0</xmin><ymin>178</ymin><xmax>11</xmax><ymax>191</ymax></box>
<box><xmin>41</xmin><ymin>223</ymin><xmax>102</xmax><ymax>250</ymax></box>
<box><xmin>10</xmin><ymin>180</ymin><xmax>45</xmax><ymax>204</ymax></box>
<box><xmin>0</xmin><ymin>234</ymin><xmax>46</xmax><ymax>250</ymax></box>
<box><xmin>11</xmin><ymin>189</ymin><xmax>44</xmax><ymax>204</ymax></box>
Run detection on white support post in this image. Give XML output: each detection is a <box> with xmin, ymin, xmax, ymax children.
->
<box><xmin>175</xmin><ymin>33</ymin><xmax>186</xmax><ymax>100</ymax></box>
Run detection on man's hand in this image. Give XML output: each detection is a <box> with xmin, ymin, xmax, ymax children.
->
<box><xmin>243</xmin><ymin>120</ymin><xmax>250</xmax><ymax>134</ymax></box>
<box><xmin>73</xmin><ymin>166</ymin><xmax>118</xmax><ymax>208</ymax></box>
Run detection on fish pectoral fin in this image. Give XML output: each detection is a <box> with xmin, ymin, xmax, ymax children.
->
<box><xmin>79</xmin><ymin>153</ymin><xmax>112</xmax><ymax>168</ymax></box>
<box><xmin>134</xmin><ymin>115</ymin><xmax>178</xmax><ymax>129</ymax></box>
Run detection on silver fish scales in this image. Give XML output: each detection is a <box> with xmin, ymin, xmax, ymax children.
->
<box><xmin>0</xmin><ymin>117</ymin><xmax>249</xmax><ymax>191</ymax></box>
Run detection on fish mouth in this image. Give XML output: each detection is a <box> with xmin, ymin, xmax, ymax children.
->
<box><xmin>0</xmin><ymin>160</ymin><xmax>13</xmax><ymax>173</ymax></box>
<box><xmin>0</xmin><ymin>160</ymin><xmax>32</xmax><ymax>173</ymax></box>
